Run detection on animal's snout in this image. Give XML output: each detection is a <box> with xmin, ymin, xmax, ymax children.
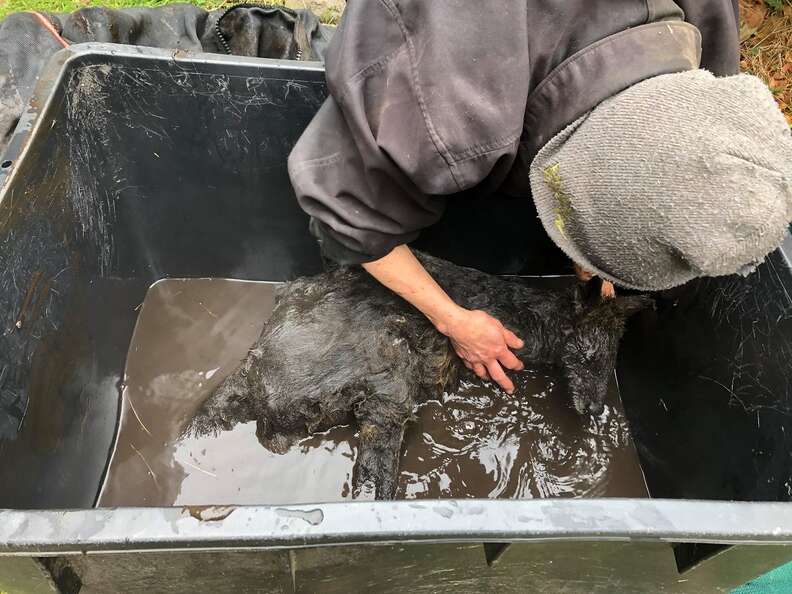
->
<box><xmin>570</xmin><ymin>388</ymin><xmax>607</xmax><ymax>416</ymax></box>
<box><xmin>564</xmin><ymin>366</ymin><xmax>610</xmax><ymax>417</ymax></box>
<box><xmin>582</xmin><ymin>399</ymin><xmax>605</xmax><ymax>416</ymax></box>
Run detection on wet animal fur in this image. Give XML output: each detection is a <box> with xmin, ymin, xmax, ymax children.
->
<box><xmin>189</xmin><ymin>252</ymin><xmax>652</xmax><ymax>499</ymax></box>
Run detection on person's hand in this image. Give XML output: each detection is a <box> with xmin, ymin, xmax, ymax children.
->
<box><xmin>442</xmin><ymin>309</ymin><xmax>524</xmax><ymax>393</ymax></box>
<box><xmin>360</xmin><ymin>245</ymin><xmax>524</xmax><ymax>393</ymax></box>
<box><xmin>574</xmin><ymin>263</ymin><xmax>616</xmax><ymax>299</ymax></box>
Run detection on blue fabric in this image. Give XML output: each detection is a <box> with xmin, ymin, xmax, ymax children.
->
<box><xmin>733</xmin><ymin>560</ymin><xmax>792</xmax><ymax>593</ymax></box>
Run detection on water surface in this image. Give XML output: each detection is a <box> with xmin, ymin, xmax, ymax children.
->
<box><xmin>98</xmin><ymin>278</ymin><xmax>647</xmax><ymax>506</ymax></box>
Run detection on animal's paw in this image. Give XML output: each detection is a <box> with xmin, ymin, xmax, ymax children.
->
<box><xmin>351</xmin><ymin>466</ymin><xmax>397</xmax><ymax>500</ymax></box>
<box><xmin>351</xmin><ymin>477</ymin><xmax>378</xmax><ymax>500</ymax></box>
<box><xmin>255</xmin><ymin>421</ymin><xmax>299</xmax><ymax>455</ymax></box>
<box><xmin>184</xmin><ymin>402</ymin><xmax>239</xmax><ymax>438</ymax></box>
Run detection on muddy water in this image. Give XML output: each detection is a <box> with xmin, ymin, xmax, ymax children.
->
<box><xmin>98</xmin><ymin>278</ymin><xmax>647</xmax><ymax>507</ymax></box>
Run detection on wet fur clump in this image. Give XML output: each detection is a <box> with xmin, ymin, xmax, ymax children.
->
<box><xmin>189</xmin><ymin>252</ymin><xmax>652</xmax><ymax>499</ymax></box>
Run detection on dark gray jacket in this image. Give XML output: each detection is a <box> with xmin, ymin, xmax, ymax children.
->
<box><xmin>288</xmin><ymin>0</ymin><xmax>740</xmax><ymax>264</ymax></box>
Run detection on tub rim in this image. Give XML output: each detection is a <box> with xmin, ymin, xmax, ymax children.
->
<box><xmin>2</xmin><ymin>499</ymin><xmax>792</xmax><ymax>554</ymax></box>
<box><xmin>1</xmin><ymin>43</ymin><xmax>791</xmax><ymax>556</ymax></box>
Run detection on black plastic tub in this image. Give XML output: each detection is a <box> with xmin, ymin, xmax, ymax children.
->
<box><xmin>1</xmin><ymin>44</ymin><xmax>792</xmax><ymax>593</ymax></box>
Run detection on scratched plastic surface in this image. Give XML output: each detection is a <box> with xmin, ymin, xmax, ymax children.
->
<box><xmin>98</xmin><ymin>278</ymin><xmax>647</xmax><ymax>506</ymax></box>
<box><xmin>0</xmin><ymin>58</ymin><xmax>327</xmax><ymax>508</ymax></box>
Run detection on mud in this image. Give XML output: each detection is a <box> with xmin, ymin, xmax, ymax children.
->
<box><xmin>98</xmin><ymin>278</ymin><xmax>647</xmax><ymax>506</ymax></box>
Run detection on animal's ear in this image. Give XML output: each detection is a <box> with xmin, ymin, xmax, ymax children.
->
<box><xmin>573</xmin><ymin>283</ymin><xmax>585</xmax><ymax>313</ymax></box>
<box><xmin>612</xmin><ymin>295</ymin><xmax>654</xmax><ymax>318</ymax></box>
<box><xmin>574</xmin><ymin>279</ymin><xmax>601</xmax><ymax>313</ymax></box>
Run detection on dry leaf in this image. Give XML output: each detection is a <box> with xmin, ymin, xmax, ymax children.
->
<box><xmin>743</xmin><ymin>2</ymin><xmax>767</xmax><ymax>29</ymax></box>
<box><xmin>740</xmin><ymin>24</ymin><xmax>759</xmax><ymax>42</ymax></box>
<box><xmin>770</xmin><ymin>74</ymin><xmax>788</xmax><ymax>90</ymax></box>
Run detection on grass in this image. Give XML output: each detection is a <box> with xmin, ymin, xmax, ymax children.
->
<box><xmin>0</xmin><ymin>0</ymin><xmax>787</xmax><ymax>118</ymax></box>
<box><xmin>0</xmin><ymin>0</ymin><xmax>226</xmax><ymax>17</ymax></box>
<box><xmin>0</xmin><ymin>0</ymin><xmax>344</xmax><ymax>23</ymax></box>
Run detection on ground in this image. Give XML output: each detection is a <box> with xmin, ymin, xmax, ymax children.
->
<box><xmin>0</xmin><ymin>0</ymin><xmax>345</xmax><ymax>23</ymax></box>
<box><xmin>0</xmin><ymin>0</ymin><xmax>788</xmax><ymax>120</ymax></box>
<box><xmin>740</xmin><ymin>0</ymin><xmax>792</xmax><ymax>123</ymax></box>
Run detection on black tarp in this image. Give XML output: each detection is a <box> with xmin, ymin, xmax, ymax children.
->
<box><xmin>0</xmin><ymin>3</ymin><xmax>334</xmax><ymax>155</ymax></box>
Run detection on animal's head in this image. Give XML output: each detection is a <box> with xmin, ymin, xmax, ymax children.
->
<box><xmin>562</xmin><ymin>284</ymin><xmax>653</xmax><ymax>415</ymax></box>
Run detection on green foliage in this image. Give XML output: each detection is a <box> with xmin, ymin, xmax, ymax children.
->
<box><xmin>764</xmin><ymin>0</ymin><xmax>791</xmax><ymax>12</ymax></box>
<box><xmin>0</xmin><ymin>0</ymin><xmax>227</xmax><ymax>19</ymax></box>
<box><xmin>0</xmin><ymin>0</ymin><xmax>341</xmax><ymax>22</ymax></box>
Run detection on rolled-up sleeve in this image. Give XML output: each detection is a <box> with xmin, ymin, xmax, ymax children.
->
<box><xmin>288</xmin><ymin>0</ymin><xmax>530</xmax><ymax>264</ymax></box>
<box><xmin>676</xmin><ymin>0</ymin><xmax>740</xmax><ymax>76</ymax></box>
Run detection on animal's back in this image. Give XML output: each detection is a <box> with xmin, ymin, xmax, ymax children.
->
<box><xmin>254</xmin><ymin>264</ymin><xmax>440</xmax><ymax>421</ymax></box>
<box><xmin>206</xmin><ymin>252</ymin><xmax>574</xmax><ymax>438</ymax></box>
<box><xmin>416</xmin><ymin>253</ymin><xmax>573</xmax><ymax>357</ymax></box>
<box><xmin>241</xmin><ymin>254</ymin><xmax>575</xmax><ymax>413</ymax></box>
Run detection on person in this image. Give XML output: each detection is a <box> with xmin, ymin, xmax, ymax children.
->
<box><xmin>288</xmin><ymin>1</ymin><xmax>792</xmax><ymax>394</ymax></box>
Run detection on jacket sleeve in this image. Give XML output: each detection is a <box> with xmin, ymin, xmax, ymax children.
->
<box><xmin>676</xmin><ymin>0</ymin><xmax>740</xmax><ymax>76</ymax></box>
<box><xmin>287</xmin><ymin>0</ymin><xmax>530</xmax><ymax>264</ymax></box>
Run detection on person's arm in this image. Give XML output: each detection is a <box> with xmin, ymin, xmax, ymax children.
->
<box><xmin>363</xmin><ymin>245</ymin><xmax>524</xmax><ymax>394</ymax></box>
<box><xmin>675</xmin><ymin>0</ymin><xmax>740</xmax><ymax>76</ymax></box>
<box><xmin>288</xmin><ymin>0</ymin><xmax>530</xmax><ymax>265</ymax></box>
<box><xmin>288</xmin><ymin>2</ymin><xmax>530</xmax><ymax>391</ymax></box>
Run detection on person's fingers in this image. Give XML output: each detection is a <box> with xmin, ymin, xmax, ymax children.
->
<box><xmin>503</xmin><ymin>329</ymin><xmax>524</xmax><ymax>350</ymax></box>
<box><xmin>601</xmin><ymin>280</ymin><xmax>616</xmax><ymax>300</ymax></box>
<box><xmin>498</xmin><ymin>349</ymin><xmax>524</xmax><ymax>371</ymax></box>
<box><xmin>486</xmin><ymin>361</ymin><xmax>515</xmax><ymax>394</ymax></box>
<box><xmin>472</xmin><ymin>363</ymin><xmax>489</xmax><ymax>381</ymax></box>
<box><xmin>574</xmin><ymin>263</ymin><xmax>594</xmax><ymax>282</ymax></box>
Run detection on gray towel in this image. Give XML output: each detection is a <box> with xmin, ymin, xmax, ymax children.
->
<box><xmin>530</xmin><ymin>69</ymin><xmax>792</xmax><ymax>291</ymax></box>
